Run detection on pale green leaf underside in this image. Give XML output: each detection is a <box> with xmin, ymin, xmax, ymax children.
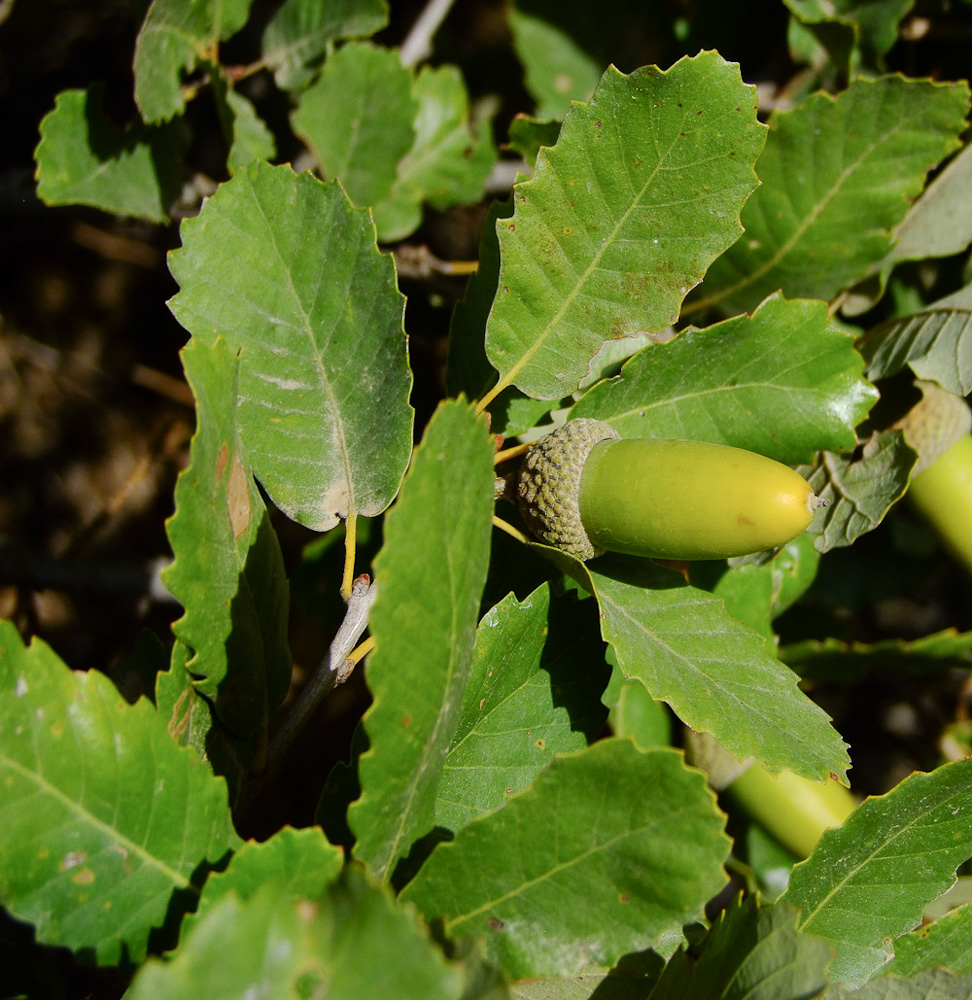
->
<box><xmin>35</xmin><ymin>86</ymin><xmax>184</xmax><ymax>223</ymax></box>
<box><xmin>402</xmin><ymin>740</ymin><xmax>730</xmax><ymax>980</ymax></box>
<box><xmin>691</xmin><ymin>76</ymin><xmax>970</xmax><ymax>317</ymax></box>
<box><xmin>860</xmin><ymin>283</ymin><xmax>972</xmax><ymax>397</ymax></box>
<box><xmin>484</xmin><ymin>51</ymin><xmax>767</xmax><ymax>401</ymax></box>
<box><xmin>0</xmin><ymin>622</ymin><xmax>240</xmax><ymax>965</ymax></box>
<box><xmin>572</xmin><ymin>294</ymin><xmax>876</xmax><ymax>464</ymax></box>
<box><xmin>783</xmin><ymin>758</ymin><xmax>972</xmax><ymax>988</ymax></box>
<box><xmin>802</xmin><ymin>430</ymin><xmax>916</xmax><ymax>552</ymax></box>
<box><xmin>168</xmin><ymin>161</ymin><xmax>413</xmax><ymax>532</ymax></box>
<box><xmin>261</xmin><ymin>0</ymin><xmax>388</xmax><ymax>91</ymax></box>
<box><xmin>348</xmin><ymin>401</ymin><xmax>495</xmax><ymax>879</ymax></box>
<box><xmin>824</xmin><ymin>968</ymin><xmax>972</xmax><ymax>999</ymax></box>
<box><xmin>435</xmin><ymin>585</ymin><xmax>609</xmax><ymax>832</ymax></box>
<box><xmin>649</xmin><ymin>895</ymin><xmax>835</xmax><ymax>1000</ymax></box>
<box><xmin>162</xmin><ymin>337</ymin><xmax>291</xmax><ymax>740</ymax></box>
<box><xmin>134</xmin><ymin>0</ymin><xmax>253</xmax><ymax>122</ymax></box>
<box><xmin>128</xmin><ymin>870</ymin><xmax>464</xmax><ymax>1000</ymax></box>
<box><xmin>584</xmin><ymin>557</ymin><xmax>849</xmax><ymax>782</ymax></box>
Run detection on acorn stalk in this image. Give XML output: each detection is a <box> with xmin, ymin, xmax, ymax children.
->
<box><xmin>516</xmin><ymin>418</ymin><xmax>824</xmax><ymax>562</ymax></box>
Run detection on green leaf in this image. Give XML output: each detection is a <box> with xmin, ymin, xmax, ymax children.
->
<box><xmin>186</xmin><ymin>826</ymin><xmax>343</xmax><ymax>935</ymax></box>
<box><xmin>403</xmin><ymin>740</ymin><xmax>729</xmax><ymax>979</ymax></box>
<box><xmin>218</xmin><ymin>85</ymin><xmax>276</xmax><ymax>174</ymax></box>
<box><xmin>162</xmin><ymin>337</ymin><xmax>291</xmax><ymax>741</ymax></box>
<box><xmin>883</xmin><ymin>902</ymin><xmax>972</xmax><ymax>977</ymax></box>
<box><xmin>372</xmin><ymin>64</ymin><xmax>497</xmax><ymax>242</ymax></box>
<box><xmin>823</xmin><ymin>969</ymin><xmax>972</xmax><ymax>999</ymax></box>
<box><xmin>127</xmin><ymin>868</ymin><xmax>465</xmax><ymax>1000</ymax></box>
<box><xmin>783</xmin><ymin>0</ymin><xmax>915</xmax><ymax>61</ymax></box>
<box><xmin>435</xmin><ymin>585</ymin><xmax>609</xmax><ymax>832</ymax></box>
<box><xmin>509</xmin><ymin>9</ymin><xmax>601</xmax><ymax>120</ymax></box>
<box><xmin>649</xmin><ymin>895</ymin><xmax>835</xmax><ymax>1000</ymax></box>
<box><xmin>168</xmin><ymin>160</ymin><xmax>414</xmax><ymax>532</ymax></box>
<box><xmin>291</xmin><ymin>41</ymin><xmax>417</xmax><ymax>212</ymax></box>
<box><xmin>35</xmin><ymin>85</ymin><xmax>185</xmax><ymax>223</ymax></box>
<box><xmin>781</xmin><ymin>629</ymin><xmax>972</xmax><ymax>684</ymax></box>
<box><xmin>781</xmin><ymin>758</ymin><xmax>972</xmax><ymax>988</ymax></box>
<box><xmin>506</xmin><ymin>116</ymin><xmax>562</xmax><ymax>168</ymax></box>
<box><xmin>801</xmin><ymin>429</ymin><xmax>916</xmax><ymax>552</ymax></box>
<box><xmin>0</xmin><ymin>622</ymin><xmax>241</xmax><ymax>965</ymax></box>
<box><xmin>134</xmin><ymin>0</ymin><xmax>253</xmax><ymax>123</ymax></box>
<box><xmin>483</xmin><ymin>52</ymin><xmax>767</xmax><ymax>402</ymax></box>
<box><xmin>859</xmin><ymin>283</ymin><xmax>972</xmax><ymax>397</ymax></box>
<box><xmin>584</xmin><ymin>556</ymin><xmax>849</xmax><ymax>782</ymax></box>
<box><xmin>347</xmin><ymin>400</ymin><xmax>495</xmax><ymax>879</ymax></box>
<box><xmin>572</xmin><ymin>295</ymin><xmax>876</xmax><ymax>464</ymax></box>
<box><xmin>887</xmin><ymin>901</ymin><xmax>972</xmax><ymax>977</ymax></box>
<box><xmin>610</xmin><ymin>676</ymin><xmax>672</xmax><ymax>750</ymax></box>
<box><xmin>262</xmin><ymin>0</ymin><xmax>388</xmax><ymax>92</ymax></box>
<box><xmin>689</xmin><ymin>76</ymin><xmax>970</xmax><ymax>318</ymax></box>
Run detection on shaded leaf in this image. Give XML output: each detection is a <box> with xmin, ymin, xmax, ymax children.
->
<box><xmin>127</xmin><ymin>868</ymin><xmax>464</xmax><ymax>1000</ymax></box>
<box><xmin>572</xmin><ymin>295</ymin><xmax>876</xmax><ymax>464</ymax></box>
<box><xmin>162</xmin><ymin>337</ymin><xmax>291</xmax><ymax>741</ymax></box>
<box><xmin>0</xmin><ymin>622</ymin><xmax>241</xmax><ymax>965</ymax></box>
<box><xmin>214</xmin><ymin>83</ymin><xmax>276</xmax><ymax>175</ymax></box>
<box><xmin>783</xmin><ymin>0</ymin><xmax>915</xmax><ymax>61</ymax></box>
<box><xmin>168</xmin><ymin>160</ymin><xmax>413</xmax><ymax>532</ymax></box>
<box><xmin>436</xmin><ymin>585</ymin><xmax>610</xmax><ymax>832</ymax></box>
<box><xmin>373</xmin><ymin>65</ymin><xmax>497</xmax><ymax>242</ymax></box>
<box><xmin>35</xmin><ymin>85</ymin><xmax>185</xmax><ymax>223</ymax></box>
<box><xmin>883</xmin><ymin>902</ymin><xmax>972</xmax><ymax>977</ymax></box>
<box><xmin>782</xmin><ymin>629</ymin><xmax>972</xmax><ymax>684</ymax></box>
<box><xmin>801</xmin><ymin>429</ymin><xmax>916</xmax><ymax>552</ymax></box>
<box><xmin>690</xmin><ymin>76</ymin><xmax>970</xmax><ymax>318</ymax></box>
<box><xmin>584</xmin><ymin>555</ymin><xmax>849</xmax><ymax>782</ymax></box>
<box><xmin>262</xmin><ymin>0</ymin><xmax>388</xmax><ymax>92</ymax></box>
<box><xmin>509</xmin><ymin>8</ymin><xmax>601</xmax><ymax>120</ymax></box>
<box><xmin>688</xmin><ymin>534</ymin><xmax>823</xmax><ymax>639</ymax></box>
<box><xmin>291</xmin><ymin>41</ymin><xmax>417</xmax><ymax>212</ymax></box>
<box><xmin>483</xmin><ymin>52</ymin><xmax>766</xmax><ymax>401</ymax></box>
<box><xmin>134</xmin><ymin>0</ymin><xmax>253</xmax><ymax>122</ymax></box>
<box><xmin>649</xmin><ymin>894</ymin><xmax>835</xmax><ymax>1000</ymax></box>
<box><xmin>859</xmin><ymin>283</ymin><xmax>972</xmax><ymax>397</ymax></box>
<box><xmin>506</xmin><ymin>115</ymin><xmax>562</xmax><ymax>168</ymax></box>
<box><xmin>781</xmin><ymin>758</ymin><xmax>972</xmax><ymax>988</ymax></box>
<box><xmin>402</xmin><ymin>740</ymin><xmax>730</xmax><ymax>979</ymax></box>
<box><xmin>347</xmin><ymin>400</ymin><xmax>495</xmax><ymax>879</ymax></box>
<box><xmin>445</xmin><ymin>194</ymin><xmax>558</xmax><ymax>437</ymax></box>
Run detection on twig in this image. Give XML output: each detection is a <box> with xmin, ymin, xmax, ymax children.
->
<box><xmin>247</xmin><ymin>575</ymin><xmax>378</xmax><ymax>803</ymax></box>
<box><xmin>399</xmin><ymin>0</ymin><xmax>457</xmax><ymax>67</ymax></box>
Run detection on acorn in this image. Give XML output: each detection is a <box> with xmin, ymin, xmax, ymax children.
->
<box><xmin>896</xmin><ymin>380</ymin><xmax>972</xmax><ymax>574</ymax></box>
<box><xmin>515</xmin><ymin>418</ymin><xmax>823</xmax><ymax>561</ymax></box>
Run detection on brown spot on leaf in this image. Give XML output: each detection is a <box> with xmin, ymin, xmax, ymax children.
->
<box><xmin>226</xmin><ymin>451</ymin><xmax>251</xmax><ymax>539</ymax></box>
<box><xmin>215</xmin><ymin>442</ymin><xmax>229</xmax><ymax>481</ymax></box>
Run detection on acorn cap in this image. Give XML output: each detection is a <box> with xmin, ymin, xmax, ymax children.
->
<box><xmin>896</xmin><ymin>380</ymin><xmax>972</xmax><ymax>476</ymax></box>
<box><xmin>516</xmin><ymin>418</ymin><xmax>620</xmax><ymax>561</ymax></box>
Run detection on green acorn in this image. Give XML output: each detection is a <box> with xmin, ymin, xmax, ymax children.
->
<box><xmin>516</xmin><ymin>418</ymin><xmax>823</xmax><ymax>561</ymax></box>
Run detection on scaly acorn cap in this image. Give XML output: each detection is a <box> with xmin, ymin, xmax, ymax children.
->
<box><xmin>516</xmin><ymin>418</ymin><xmax>620</xmax><ymax>561</ymax></box>
<box><xmin>895</xmin><ymin>380</ymin><xmax>972</xmax><ymax>475</ymax></box>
